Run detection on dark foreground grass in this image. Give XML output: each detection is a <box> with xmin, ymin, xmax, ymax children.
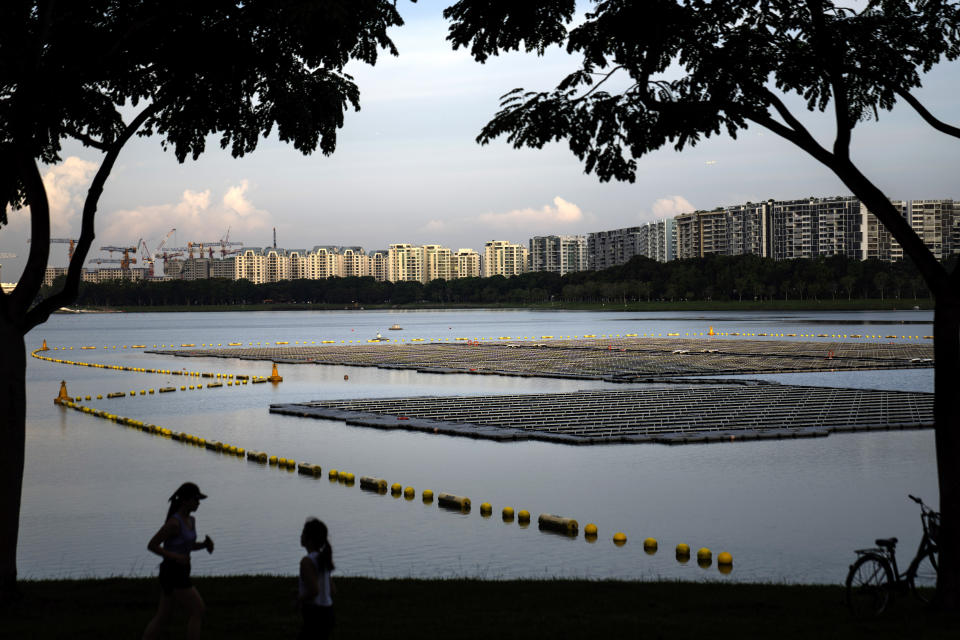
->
<box><xmin>4</xmin><ymin>577</ymin><xmax>957</xmax><ymax>639</ymax></box>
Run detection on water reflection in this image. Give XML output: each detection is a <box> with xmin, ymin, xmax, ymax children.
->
<box><xmin>19</xmin><ymin>310</ymin><xmax>937</xmax><ymax>584</ymax></box>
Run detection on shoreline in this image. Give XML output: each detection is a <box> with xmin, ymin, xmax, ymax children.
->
<box><xmin>66</xmin><ymin>299</ymin><xmax>934</xmax><ymax>314</ymax></box>
<box><xmin>7</xmin><ymin>576</ymin><xmax>954</xmax><ymax>638</ymax></box>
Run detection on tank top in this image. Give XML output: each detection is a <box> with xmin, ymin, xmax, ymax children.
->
<box><xmin>163</xmin><ymin>513</ymin><xmax>197</xmax><ymax>556</ymax></box>
<box><xmin>299</xmin><ymin>550</ymin><xmax>333</xmax><ymax>607</ymax></box>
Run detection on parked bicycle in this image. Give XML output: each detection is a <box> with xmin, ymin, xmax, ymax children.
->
<box><xmin>845</xmin><ymin>494</ymin><xmax>939</xmax><ymax>615</ymax></box>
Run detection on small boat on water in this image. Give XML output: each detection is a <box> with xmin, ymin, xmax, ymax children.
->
<box><xmin>371</xmin><ymin>332</ymin><xmax>390</xmax><ymax>342</ymax></box>
<box><xmin>388</xmin><ymin>324</ymin><xmax>403</xmax><ymax>330</ymax></box>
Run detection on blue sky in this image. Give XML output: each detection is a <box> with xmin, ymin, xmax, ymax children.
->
<box><xmin>2</xmin><ymin>1</ymin><xmax>959</xmax><ymax>278</ymax></box>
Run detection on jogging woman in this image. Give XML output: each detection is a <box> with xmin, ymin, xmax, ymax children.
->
<box><xmin>143</xmin><ymin>482</ymin><xmax>214</xmax><ymax>640</ymax></box>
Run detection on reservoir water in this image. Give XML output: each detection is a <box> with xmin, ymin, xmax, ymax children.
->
<box><xmin>19</xmin><ymin>309</ymin><xmax>936</xmax><ymax>584</ymax></box>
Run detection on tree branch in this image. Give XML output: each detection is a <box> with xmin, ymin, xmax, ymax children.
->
<box><xmin>807</xmin><ymin>0</ymin><xmax>852</xmax><ymax>160</ymax></box>
<box><xmin>23</xmin><ymin>104</ymin><xmax>158</xmax><ymax>332</ymax></box>
<box><xmin>8</xmin><ymin>153</ymin><xmax>51</xmax><ymax>321</ymax></box>
<box><xmin>66</xmin><ymin>128</ymin><xmax>110</xmax><ymax>152</ymax></box>
<box><xmin>745</xmin><ymin>98</ymin><xmax>949</xmax><ymax>295</ymax></box>
<box><xmin>896</xmin><ymin>88</ymin><xmax>960</xmax><ymax>139</ymax></box>
<box><xmin>575</xmin><ymin>65</ymin><xmax>624</xmax><ymax>102</ymax></box>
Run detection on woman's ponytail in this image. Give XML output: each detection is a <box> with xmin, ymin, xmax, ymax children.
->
<box><xmin>303</xmin><ymin>518</ymin><xmax>335</xmax><ymax>571</ymax></box>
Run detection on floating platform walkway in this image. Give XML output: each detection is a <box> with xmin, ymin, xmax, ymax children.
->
<box><xmin>152</xmin><ymin>337</ymin><xmax>934</xmax><ymax>382</ymax></box>
<box><xmin>271</xmin><ymin>383</ymin><xmax>933</xmax><ymax>445</ymax></box>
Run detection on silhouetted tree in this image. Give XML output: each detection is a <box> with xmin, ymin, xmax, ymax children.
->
<box><xmin>445</xmin><ymin>0</ymin><xmax>960</xmax><ymax>605</ymax></box>
<box><xmin>0</xmin><ymin>0</ymin><xmax>406</xmax><ymax>600</ymax></box>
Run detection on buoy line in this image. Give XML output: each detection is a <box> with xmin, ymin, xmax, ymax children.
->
<box><xmin>32</xmin><ymin>347</ymin><xmax>272</xmax><ymax>399</ymax></box>
<box><xmin>50</xmin><ymin>379</ymin><xmax>734</xmax><ymax>573</ymax></box>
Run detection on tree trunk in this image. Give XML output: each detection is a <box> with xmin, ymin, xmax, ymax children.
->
<box><xmin>934</xmin><ymin>296</ymin><xmax>960</xmax><ymax>608</ymax></box>
<box><xmin>0</xmin><ymin>322</ymin><xmax>26</xmax><ymax>601</ymax></box>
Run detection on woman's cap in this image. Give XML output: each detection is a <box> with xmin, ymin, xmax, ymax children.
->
<box><xmin>172</xmin><ymin>482</ymin><xmax>207</xmax><ymax>501</ymax></box>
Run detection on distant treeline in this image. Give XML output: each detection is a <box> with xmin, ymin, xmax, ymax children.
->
<box><xmin>48</xmin><ymin>254</ymin><xmax>948</xmax><ymax>307</ymax></box>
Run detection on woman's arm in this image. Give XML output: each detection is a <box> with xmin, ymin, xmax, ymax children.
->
<box><xmin>299</xmin><ymin>556</ymin><xmax>319</xmax><ymax>603</ymax></box>
<box><xmin>147</xmin><ymin>518</ymin><xmax>188</xmax><ymax>564</ymax></box>
<box><xmin>191</xmin><ymin>536</ymin><xmax>214</xmax><ymax>553</ymax></box>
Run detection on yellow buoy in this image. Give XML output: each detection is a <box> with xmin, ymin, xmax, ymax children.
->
<box><xmin>584</xmin><ymin>523</ymin><xmax>598</xmax><ymax>537</ymax></box>
<box><xmin>643</xmin><ymin>537</ymin><xmax>658</xmax><ymax>553</ymax></box>
<box><xmin>403</xmin><ymin>486</ymin><xmax>415</xmax><ymax>499</ymax></box>
<box><xmin>613</xmin><ymin>532</ymin><xmax>627</xmax><ymax>546</ymax></box>
<box><xmin>717</xmin><ymin>551</ymin><xmax>733</xmax><ymax>566</ymax></box>
<box><xmin>517</xmin><ymin>510</ymin><xmax>531</xmax><ymax>524</ymax></box>
<box><xmin>676</xmin><ymin>543</ymin><xmax>691</xmax><ymax>557</ymax></box>
<box><xmin>480</xmin><ymin>502</ymin><xmax>493</xmax><ymax>515</ymax></box>
<box><xmin>502</xmin><ymin>506</ymin><xmax>515</xmax><ymax>521</ymax></box>
<box><xmin>422</xmin><ymin>489</ymin><xmax>434</xmax><ymax>503</ymax></box>
<box><xmin>391</xmin><ymin>483</ymin><xmax>402</xmax><ymax>495</ymax></box>
<box><xmin>268</xmin><ymin>456</ymin><xmax>278</xmax><ymax>465</ymax></box>
<box><xmin>697</xmin><ymin>548</ymin><xmax>712</xmax><ymax>567</ymax></box>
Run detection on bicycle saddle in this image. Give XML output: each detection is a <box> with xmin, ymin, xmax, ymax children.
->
<box><xmin>875</xmin><ymin>537</ymin><xmax>898</xmax><ymax>548</ymax></box>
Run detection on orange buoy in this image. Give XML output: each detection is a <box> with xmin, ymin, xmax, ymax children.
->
<box><xmin>54</xmin><ymin>380</ymin><xmax>70</xmax><ymax>404</ymax></box>
<box><xmin>40</xmin><ymin>339</ymin><xmax>49</xmax><ymax>351</ymax></box>
<box><xmin>708</xmin><ymin>326</ymin><xmax>715</xmax><ymax>336</ymax></box>
<box><xmin>267</xmin><ymin>363</ymin><xmax>283</xmax><ymax>382</ymax></box>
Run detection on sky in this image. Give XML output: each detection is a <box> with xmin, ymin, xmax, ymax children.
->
<box><xmin>2</xmin><ymin>1</ymin><xmax>959</xmax><ymax>278</ymax></box>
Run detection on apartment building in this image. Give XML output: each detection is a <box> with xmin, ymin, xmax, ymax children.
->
<box><xmin>452</xmin><ymin>248</ymin><xmax>481</xmax><ymax>278</ymax></box>
<box><xmin>766</xmin><ymin>197</ymin><xmax>863</xmax><ymax>260</ymax></box>
<box><xmin>483</xmin><ymin>240</ymin><xmax>529</xmax><ymax>278</ymax></box>
<box><xmin>341</xmin><ymin>247</ymin><xmax>370</xmax><ymax>278</ymax></box>
<box><xmin>529</xmin><ymin>235</ymin><xmax>588</xmax><ymax>275</ymax></box>
<box><xmin>587</xmin><ymin>226</ymin><xmax>642</xmax><ymax>271</ymax></box>
<box><xmin>422</xmin><ymin>244</ymin><xmax>454</xmax><ymax>281</ymax></box>
<box><xmin>369</xmin><ymin>250</ymin><xmax>388</xmax><ymax>282</ymax></box>
<box><xmin>674</xmin><ymin>209</ymin><xmax>730</xmax><ymax>259</ymax></box>
<box><xmin>725</xmin><ymin>202</ymin><xmax>768</xmax><ymax>257</ymax></box>
<box><xmin>387</xmin><ymin>244</ymin><xmax>425</xmax><ymax>283</ymax></box>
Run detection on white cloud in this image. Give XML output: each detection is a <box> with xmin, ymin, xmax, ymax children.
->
<box><xmin>223</xmin><ymin>180</ymin><xmax>254</xmax><ymax>217</ymax></box>
<box><xmin>6</xmin><ymin>157</ymin><xmax>99</xmax><ymax>233</ymax></box>
<box><xmin>651</xmin><ymin>195</ymin><xmax>696</xmax><ymax>218</ymax></box>
<box><xmin>477</xmin><ymin>196</ymin><xmax>585</xmax><ymax>227</ymax></box>
<box><xmin>423</xmin><ymin>219</ymin><xmax>447</xmax><ymax>232</ymax></box>
<box><xmin>99</xmin><ymin>181</ymin><xmax>273</xmax><ymax>248</ymax></box>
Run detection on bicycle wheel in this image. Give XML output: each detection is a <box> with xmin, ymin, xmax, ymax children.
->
<box><xmin>846</xmin><ymin>554</ymin><xmax>894</xmax><ymax>616</ymax></box>
<box><xmin>909</xmin><ymin>549</ymin><xmax>939</xmax><ymax>604</ymax></box>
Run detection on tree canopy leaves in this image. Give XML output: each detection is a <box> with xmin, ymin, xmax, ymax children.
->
<box><xmin>444</xmin><ymin>1</ymin><xmax>960</xmax><ymax>182</ymax></box>
<box><xmin>0</xmin><ymin>0</ymin><xmax>407</xmax><ymax>221</ymax></box>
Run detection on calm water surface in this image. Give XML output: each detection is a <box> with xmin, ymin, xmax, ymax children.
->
<box><xmin>19</xmin><ymin>309</ymin><xmax>936</xmax><ymax>584</ymax></box>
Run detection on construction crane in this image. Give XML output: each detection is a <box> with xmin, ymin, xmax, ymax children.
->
<box><xmin>27</xmin><ymin>238</ymin><xmax>78</xmax><ymax>261</ymax></box>
<box><xmin>98</xmin><ymin>246</ymin><xmax>137</xmax><ymax>270</ymax></box>
<box><xmin>155</xmin><ymin>228</ymin><xmax>176</xmax><ymax>256</ymax></box>
<box><xmin>137</xmin><ymin>239</ymin><xmax>155</xmax><ymax>278</ymax></box>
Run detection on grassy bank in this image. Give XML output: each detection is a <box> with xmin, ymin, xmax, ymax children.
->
<box><xmin>86</xmin><ymin>298</ymin><xmax>934</xmax><ymax>314</ymax></box>
<box><xmin>4</xmin><ymin>577</ymin><xmax>955</xmax><ymax>638</ymax></box>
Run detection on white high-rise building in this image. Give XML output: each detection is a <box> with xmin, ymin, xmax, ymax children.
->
<box><xmin>387</xmin><ymin>244</ymin><xmax>425</xmax><ymax>283</ymax></box>
<box><xmin>483</xmin><ymin>240</ymin><xmax>529</xmax><ymax>278</ymax></box>
<box><xmin>452</xmin><ymin>249</ymin><xmax>481</xmax><ymax>278</ymax></box>
<box><xmin>340</xmin><ymin>247</ymin><xmax>370</xmax><ymax>278</ymax></box>
<box><xmin>422</xmin><ymin>245</ymin><xmax>454</xmax><ymax>281</ymax></box>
